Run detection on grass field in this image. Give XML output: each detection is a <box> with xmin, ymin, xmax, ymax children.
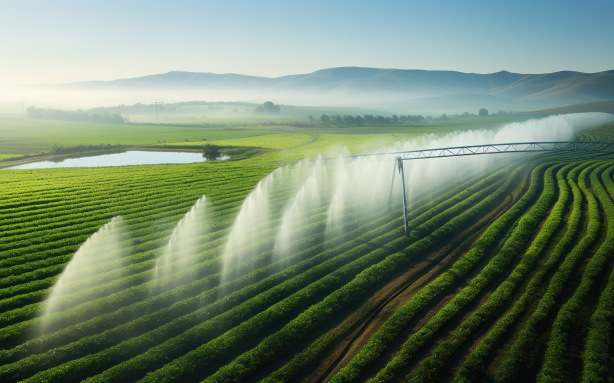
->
<box><xmin>0</xmin><ymin>114</ymin><xmax>542</xmax><ymax>161</ymax></box>
<box><xmin>2</xmin><ymin>116</ymin><xmax>614</xmax><ymax>382</ymax></box>
<box><xmin>0</xmin><ymin>118</ymin><xmax>277</xmax><ymax>155</ymax></box>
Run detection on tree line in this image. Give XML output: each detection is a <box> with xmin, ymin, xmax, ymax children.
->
<box><xmin>319</xmin><ymin>113</ymin><xmax>425</xmax><ymax>126</ymax></box>
<box><xmin>27</xmin><ymin>107</ymin><xmax>126</xmax><ymax>124</ymax></box>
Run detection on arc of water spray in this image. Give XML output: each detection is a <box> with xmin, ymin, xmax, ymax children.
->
<box><xmin>40</xmin><ymin>216</ymin><xmax>128</xmax><ymax>320</ymax></box>
<box><xmin>216</xmin><ymin>113</ymin><xmax>614</xmax><ymax>288</ymax></box>
<box><xmin>220</xmin><ymin>169</ymin><xmax>280</xmax><ymax>281</ymax></box>
<box><xmin>153</xmin><ymin>195</ymin><xmax>208</xmax><ymax>284</ymax></box>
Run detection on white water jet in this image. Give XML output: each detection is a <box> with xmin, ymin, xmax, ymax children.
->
<box><xmin>153</xmin><ymin>195</ymin><xmax>208</xmax><ymax>282</ymax></box>
<box><xmin>221</xmin><ymin>168</ymin><xmax>280</xmax><ymax>279</ymax></box>
<box><xmin>324</xmin><ymin>113</ymin><xmax>614</xmax><ymax>231</ymax></box>
<box><xmin>273</xmin><ymin>170</ymin><xmax>322</xmax><ymax>260</ymax></box>
<box><xmin>325</xmin><ymin>169</ymin><xmax>350</xmax><ymax>233</ymax></box>
<box><xmin>217</xmin><ymin>113</ymin><xmax>613</xmax><ymax>284</ymax></box>
<box><xmin>41</xmin><ymin>216</ymin><xmax>128</xmax><ymax>317</ymax></box>
<box><xmin>273</xmin><ymin>157</ymin><xmax>327</xmax><ymax>260</ymax></box>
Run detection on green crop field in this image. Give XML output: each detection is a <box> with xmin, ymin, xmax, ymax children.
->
<box><xmin>0</xmin><ymin>118</ymin><xmax>278</xmax><ymax>155</ymax></box>
<box><xmin>2</xmin><ymin>117</ymin><xmax>614</xmax><ymax>383</ymax></box>
<box><xmin>0</xmin><ymin>115</ymin><xmax>540</xmax><ymax>159</ymax></box>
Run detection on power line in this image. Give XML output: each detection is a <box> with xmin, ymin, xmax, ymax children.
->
<box><xmin>18</xmin><ymin>99</ymin><xmax>25</xmax><ymax>118</ymax></box>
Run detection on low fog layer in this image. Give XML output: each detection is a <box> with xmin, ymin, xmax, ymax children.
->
<box><xmin>2</xmin><ymin>67</ymin><xmax>613</xmax><ymax>114</ymax></box>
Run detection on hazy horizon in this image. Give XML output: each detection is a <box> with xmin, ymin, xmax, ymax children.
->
<box><xmin>2</xmin><ymin>0</ymin><xmax>613</xmax><ymax>115</ymax></box>
<box><xmin>2</xmin><ymin>0</ymin><xmax>613</xmax><ymax>86</ymax></box>
<box><xmin>5</xmin><ymin>66</ymin><xmax>614</xmax><ymax>87</ymax></box>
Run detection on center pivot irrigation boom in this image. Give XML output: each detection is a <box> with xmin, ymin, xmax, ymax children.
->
<box><xmin>385</xmin><ymin>141</ymin><xmax>614</xmax><ymax>236</ymax></box>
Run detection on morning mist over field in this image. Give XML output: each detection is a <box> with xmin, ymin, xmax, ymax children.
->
<box><xmin>4</xmin><ymin>67</ymin><xmax>614</xmax><ymax>112</ymax></box>
<box><xmin>2</xmin><ymin>1</ymin><xmax>614</xmax><ymax>383</ymax></box>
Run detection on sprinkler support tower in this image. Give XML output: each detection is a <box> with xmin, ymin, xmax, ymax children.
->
<box><xmin>397</xmin><ymin>156</ymin><xmax>410</xmax><ymax>236</ymax></box>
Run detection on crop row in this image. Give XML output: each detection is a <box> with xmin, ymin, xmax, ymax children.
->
<box><xmin>495</xmin><ymin>162</ymin><xmax>602</xmax><ymax>382</ymax></box>
<box><xmin>7</xmin><ymin>164</ymin><xmax>500</xmax><ymax>380</ymax></box>
<box><xmin>0</xmin><ymin>179</ymin><xmax>258</xmax><ymax>246</ymax></box>
<box><xmin>537</xmin><ymin>163</ymin><xmax>614</xmax><ymax>382</ymax></box>
<box><xmin>0</xmin><ymin>183</ymin><xmax>321</xmax><ymax>302</ymax></box>
<box><xmin>0</xmin><ymin>178</ymin><xmax>302</xmax><ymax>291</ymax></box>
<box><xmin>0</xmin><ymin>192</ymin><xmax>347</xmax><ymax>336</ymax></box>
<box><xmin>0</xmin><ymin>179</ymin><xmax>281</xmax><ymax>259</ymax></box>
<box><xmin>0</xmin><ymin>206</ymin><xmax>402</xmax><ymax>380</ymax></box>
<box><xmin>581</xmin><ymin>165</ymin><xmax>614</xmax><ymax>383</ymax></box>
<box><xmin>0</xmin><ymin>163</ymin><xmax>265</xmax><ymax>203</ymax></box>
<box><xmin>153</xmin><ymin>165</ymin><xmax>526</xmax><ymax>383</ymax></box>
<box><xmin>1</xmin><ymin>160</ymin><xmax>496</xmax><ymax>318</ymax></box>
<box><xmin>24</xmin><ymin>163</ymin><xmax>512</xmax><ymax>382</ymax></box>
<box><xmin>0</xmin><ymin>166</ymin><xmax>269</xmax><ymax>221</ymax></box>
<box><xmin>453</xmin><ymin>161</ymin><xmax>583</xmax><ymax>382</ymax></box>
<box><xmin>406</xmin><ymin>163</ymin><xmax>565</xmax><ymax>382</ymax></box>
<box><xmin>254</xmin><ymin>167</ymin><xmax>519</xmax><ymax>383</ymax></box>
<box><xmin>325</xmin><ymin>164</ymin><xmax>531</xmax><ymax>382</ymax></box>
<box><xmin>0</xmin><ymin>167</ymin><xmax>480</xmax><ymax>372</ymax></box>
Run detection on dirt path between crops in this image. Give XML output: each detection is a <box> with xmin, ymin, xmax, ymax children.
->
<box><xmin>307</xmin><ymin>170</ymin><xmax>529</xmax><ymax>383</ymax></box>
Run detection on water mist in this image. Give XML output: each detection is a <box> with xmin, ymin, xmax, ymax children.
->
<box><xmin>153</xmin><ymin>195</ymin><xmax>208</xmax><ymax>283</ymax></box>
<box><xmin>220</xmin><ymin>168</ymin><xmax>282</xmax><ymax>280</ymax></box>
<box><xmin>217</xmin><ymin>112</ymin><xmax>614</xmax><ymax>287</ymax></box>
<box><xmin>41</xmin><ymin>216</ymin><xmax>129</xmax><ymax>317</ymax></box>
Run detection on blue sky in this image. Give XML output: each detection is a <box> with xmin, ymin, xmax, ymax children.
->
<box><xmin>1</xmin><ymin>0</ymin><xmax>613</xmax><ymax>84</ymax></box>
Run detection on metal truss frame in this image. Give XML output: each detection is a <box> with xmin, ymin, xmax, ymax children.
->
<box><xmin>393</xmin><ymin>141</ymin><xmax>614</xmax><ymax>161</ymax></box>
<box><xmin>388</xmin><ymin>141</ymin><xmax>614</xmax><ymax>236</ymax></box>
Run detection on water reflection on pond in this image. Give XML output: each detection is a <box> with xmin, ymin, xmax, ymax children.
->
<box><xmin>4</xmin><ymin>151</ymin><xmax>226</xmax><ymax>170</ymax></box>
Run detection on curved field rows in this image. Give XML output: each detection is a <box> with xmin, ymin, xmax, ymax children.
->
<box><xmin>2</xmin><ymin>127</ymin><xmax>614</xmax><ymax>382</ymax></box>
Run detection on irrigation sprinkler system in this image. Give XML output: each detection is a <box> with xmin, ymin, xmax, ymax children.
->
<box><xmin>384</xmin><ymin>141</ymin><xmax>614</xmax><ymax>236</ymax></box>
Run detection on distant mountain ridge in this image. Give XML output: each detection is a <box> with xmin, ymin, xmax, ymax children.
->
<box><xmin>51</xmin><ymin>67</ymin><xmax>614</xmax><ymax>106</ymax></box>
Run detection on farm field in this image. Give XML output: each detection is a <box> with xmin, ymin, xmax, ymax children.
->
<box><xmin>2</xmin><ymin>118</ymin><xmax>614</xmax><ymax>383</ymax></box>
<box><xmin>0</xmin><ymin>118</ymin><xmax>278</xmax><ymax>156</ymax></box>
<box><xmin>0</xmin><ymin>114</ymin><xmax>543</xmax><ymax>166</ymax></box>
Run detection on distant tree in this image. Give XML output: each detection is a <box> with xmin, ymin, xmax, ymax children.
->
<box><xmin>426</xmin><ymin>115</ymin><xmax>432</xmax><ymax>121</ymax></box>
<box><xmin>110</xmin><ymin>113</ymin><xmax>125</xmax><ymax>124</ymax></box>
<box><xmin>355</xmin><ymin>115</ymin><xmax>364</xmax><ymax>125</ymax></box>
<box><xmin>263</xmin><ymin>101</ymin><xmax>280</xmax><ymax>113</ymax></box>
<box><xmin>320</xmin><ymin>114</ymin><xmax>330</xmax><ymax>122</ymax></box>
<box><xmin>364</xmin><ymin>114</ymin><xmax>375</xmax><ymax>123</ymax></box>
<box><xmin>399</xmin><ymin>115</ymin><xmax>408</xmax><ymax>122</ymax></box>
<box><xmin>392</xmin><ymin>114</ymin><xmax>399</xmax><ymax>123</ymax></box>
<box><xmin>203</xmin><ymin>144</ymin><xmax>221</xmax><ymax>160</ymax></box>
<box><xmin>334</xmin><ymin>115</ymin><xmax>343</xmax><ymax>125</ymax></box>
<box><xmin>308</xmin><ymin>115</ymin><xmax>314</xmax><ymax>122</ymax></box>
<box><xmin>253</xmin><ymin>101</ymin><xmax>281</xmax><ymax>114</ymax></box>
<box><xmin>343</xmin><ymin>115</ymin><xmax>355</xmax><ymax>125</ymax></box>
<box><xmin>416</xmin><ymin>115</ymin><xmax>424</xmax><ymax>121</ymax></box>
<box><xmin>376</xmin><ymin>115</ymin><xmax>386</xmax><ymax>123</ymax></box>
<box><xmin>385</xmin><ymin>116</ymin><xmax>392</xmax><ymax>124</ymax></box>
<box><xmin>441</xmin><ymin>114</ymin><xmax>448</xmax><ymax>121</ymax></box>
<box><xmin>479</xmin><ymin>108</ymin><xmax>489</xmax><ymax>117</ymax></box>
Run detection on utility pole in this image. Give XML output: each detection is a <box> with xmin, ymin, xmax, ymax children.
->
<box><xmin>151</xmin><ymin>99</ymin><xmax>159</xmax><ymax>124</ymax></box>
<box><xmin>18</xmin><ymin>99</ymin><xmax>25</xmax><ymax>118</ymax></box>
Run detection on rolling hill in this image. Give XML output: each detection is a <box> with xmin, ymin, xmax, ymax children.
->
<box><xmin>53</xmin><ymin>67</ymin><xmax>614</xmax><ymax>102</ymax></box>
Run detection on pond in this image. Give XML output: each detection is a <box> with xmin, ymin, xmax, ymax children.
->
<box><xmin>3</xmin><ymin>151</ymin><xmax>224</xmax><ymax>170</ymax></box>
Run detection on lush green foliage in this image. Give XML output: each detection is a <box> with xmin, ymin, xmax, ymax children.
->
<box><xmin>2</xmin><ymin>125</ymin><xmax>614</xmax><ymax>383</ymax></box>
